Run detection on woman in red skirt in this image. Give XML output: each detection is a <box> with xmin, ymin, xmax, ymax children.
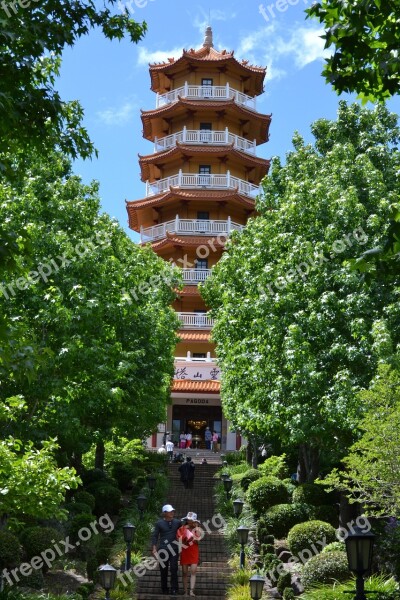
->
<box><xmin>177</xmin><ymin>511</ymin><xmax>202</xmax><ymax>596</ymax></box>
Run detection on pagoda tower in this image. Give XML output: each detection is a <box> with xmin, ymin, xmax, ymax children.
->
<box><xmin>126</xmin><ymin>27</ymin><xmax>271</xmax><ymax>451</ymax></box>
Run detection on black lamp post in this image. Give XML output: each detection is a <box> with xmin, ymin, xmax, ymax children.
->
<box><xmin>223</xmin><ymin>460</ymin><xmax>228</xmax><ymax>468</ymax></box>
<box><xmin>220</xmin><ymin>472</ymin><xmax>230</xmax><ymax>481</ymax></box>
<box><xmin>237</xmin><ymin>525</ymin><xmax>250</xmax><ymax>568</ymax></box>
<box><xmin>345</xmin><ymin>526</ymin><xmax>375</xmax><ymax>600</ymax></box>
<box><xmin>233</xmin><ymin>499</ymin><xmax>245</xmax><ymax>518</ymax></box>
<box><xmin>249</xmin><ymin>574</ymin><xmax>265</xmax><ymax>600</ymax></box>
<box><xmin>98</xmin><ymin>563</ymin><xmax>117</xmax><ymax>600</ymax></box>
<box><xmin>223</xmin><ymin>477</ymin><xmax>233</xmax><ymax>500</ymax></box>
<box><xmin>147</xmin><ymin>474</ymin><xmax>156</xmax><ymax>493</ymax></box>
<box><xmin>220</xmin><ymin>453</ymin><xmax>226</xmax><ymax>462</ymax></box>
<box><xmin>122</xmin><ymin>522</ymin><xmax>135</xmax><ymax>571</ymax></box>
<box><xmin>136</xmin><ymin>493</ymin><xmax>148</xmax><ymax>520</ymax></box>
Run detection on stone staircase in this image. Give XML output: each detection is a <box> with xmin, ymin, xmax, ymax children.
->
<box><xmin>136</xmin><ymin>455</ymin><xmax>231</xmax><ymax>599</ymax></box>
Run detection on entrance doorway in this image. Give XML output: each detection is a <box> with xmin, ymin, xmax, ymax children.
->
<box><xmin>172</xmin><ymin>404</ymin><xmax>222</xmax><ymax>449</ymax></box>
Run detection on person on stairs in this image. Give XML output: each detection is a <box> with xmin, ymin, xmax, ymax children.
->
<box><xmin>177</xmin><ymin>511</ymin><xmax>202</xmax><ymax>597</ymax></box>
<box><xmin>178</xmin><ymin>456</ymin><xmax>195</xmax><ymax>489</ymax></box>
<box><xmin>151</xmin><ymin>504</ymin><xmax>181</xmax><ymax>596</ymax></box>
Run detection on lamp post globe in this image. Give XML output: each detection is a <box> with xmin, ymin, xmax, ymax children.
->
<box><xmin>98</xmin><ymin>563</ymin><xmax>117</xmax><ymax>600</ymax></box>
<box><xmin>249</xmin><ymin>574</ymin><xmax>265</xmax><ymax>600</ymax></box>
<box><xmin>147</xmin><ymin>474</ymin><xmax>156</xmax><ymax>492</ymax></box>
<box><xmin>223</xmin><ymin>477</ymin><xmax>233</xmax><ymax>500</ymax></box>
<box><xmin>233</xmin><ymin>499</ymin><xmax>245</xmax><ymax>518</ymax></box>
<box><xmin>136</xmin><ymin>494</ymin><xmax>148</xmax><ymax>519</ymax></box>
<box><xmin>345</xmin><ymin>525</ymin><xmax>375</xmax><ymax>600</ymax></box>
<box><xmin>237</xmin><ymin>525</ymin><xmax>250</xmax><ymax>568</ymax></box>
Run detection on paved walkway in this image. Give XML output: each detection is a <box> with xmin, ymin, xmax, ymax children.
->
<box><xmin>136</xmin><ymin>452</ymin><xmax>231</xmax><ymax>599</ymax></box>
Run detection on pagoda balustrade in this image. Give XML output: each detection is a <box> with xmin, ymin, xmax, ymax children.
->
<box><xmin>181</xmin><ymin>268</ymin><xmax>212</xmax><ymax>284</ymax></box>
<box><xmin>177</xmin><ymin>312</ymin><xmax>214</xmax><ymax>329</ymax></box>
<box><xmin>145</xmin><ymin>170</ymin><xmax>260</xmax><ymax>198</ymax></box>
<box><xmin>156</xmin><ymin>83</ymin><xmax>257</xmax><ymax>111</ymax></box>
<box><xmin>175</xmin><ymin>352</ymin><xmax>216</xmax><ymax>362</ymax></box>
<box><xmin>154</xmin><ymin>127</ymin><xmax>256</xmax><ymax>155</ymax></box>
<box><xmin>140</xmin><ymin>216</ymin><xmax>243</xmax><ymax>242</ymax></box>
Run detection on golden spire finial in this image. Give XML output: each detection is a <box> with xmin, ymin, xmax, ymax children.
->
<box><xmin>203</xmin><ymin>25</ymin><xmax>213</xmax><ymax>48</ymax></box>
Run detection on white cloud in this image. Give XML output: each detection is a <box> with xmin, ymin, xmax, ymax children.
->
<box><xmin>96</xmin><ymin>100</ymin><xmax>138</xmax><ymax>126</ymax></box>
<box><xmin>136</xmin><ymin>46</ymin><xmax>184</xmax><ymax>66</ymax></box>
<box><xmin>236</xmin><ymin>23</ymin><xmax>330</xmax><ymax>81</ymax></box>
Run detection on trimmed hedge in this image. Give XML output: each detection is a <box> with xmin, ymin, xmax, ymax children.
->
<box><xmin>66</xmin><ymin>502</ymin><xmax>93</xmax><ymax>516</ymax></box>
<box><xmin>85</xmin><ymin>482</ymin><xmax>122</xmax><ymax>516</ymax></box>
<box><xmin>240</xmin><ymin>468</ymin><xmax>262</xmax><ymax>491</ymax></box>
<box><xmin>256</xmin><ymin>518</ymin><xmax>275</xmax><ymax>545</ymax></box>
<box><xmin>309</xmin><ymin>504</ymin><xmax>339</xmax><ymax>528</ymax></box>
<box><xmin>301</xmin><ymin>551</ymin><xmax>350</xmax><ymax>589</ymax></box>
<box><xmin>74</xmin><ymin>491</ymin><xmax>96</xmax><ymax>510</ymax></box>
<box><xmin>68</xmin><ymin>513</ymin><xmax>95</xmax><ymax>544</ymax></box>
<box><xmin>287</xmin><ymin>520</ymin><xmax>337</xmax><ymax>559</ymax></box>
<box><xmin>0</xmin><ymin>531</ymin><xmax>22</xmax><ymax>568</ymax></box>
<box><xmin>22</xmin><ymin>527</ymin><xmax>62</xmax><ymax>571</ymax></box>
<box><xmin>247</xmin><ymin>476</ymin><xmax>288</xmax><ymax>514</ymax></box>
<box><xmin>292</xmin><ymin>483</ymin><xmax>333</xmax><ymax>506</ymax></box>
<box><xmin>111</xmin><ymin>462</ymin><xmax>136</xmax><ymax>490</ymax></box>
<box><xmin>263</xmin><ymin>503</ymin><xmax>311</xmax><ymax>539</ymax></box>
<box><xmin>277</xmin><ymin>570</ymin><xmax>291</xmax><ymax>595</ymax></box>
<box><xmin>322</xmin><ymin>541</ymin><xmax>346</xmax><ymax>554</ymax></box>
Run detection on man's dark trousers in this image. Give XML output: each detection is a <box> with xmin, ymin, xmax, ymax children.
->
<box><xmin>159</xmin><ymin>549</ymin><xmax>179</xmax><ymax>593</ymax></box>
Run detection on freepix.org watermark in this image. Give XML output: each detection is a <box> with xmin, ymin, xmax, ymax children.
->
<box><xmin>117</xmin><ymin>0</ymin><xmax>155</xmax><ymax>16</ymax></box>
<box><xmin>259</xmin><ymin>0</ymin><xmax>308</xmax><ymax>23</ymax></box>
<box><xmin>1</xmin><ymin>514</ymin><xmax>114</xmax><ymax>587</ymax></box>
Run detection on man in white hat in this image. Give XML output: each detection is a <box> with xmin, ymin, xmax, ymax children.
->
<box><xmin>151</xmin><ymin>504</ymin><xmax>181</xmax><ymax>595</ymax></box>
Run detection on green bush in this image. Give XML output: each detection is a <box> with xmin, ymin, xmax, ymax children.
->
<box><xmin>76</xmin><ymin>583</ymin><xmax>95</xmax><ymax>599</ymax></box>
<box><xmin>283</xmin><ymin>588</ymin><xmax>295</xmax><ymax>600</ymax></box>
<box><xmin>262</xmin><ymin>552</ymin><xmax>283</xmax><ymax>582</ymax></box>
<box><xmin>258</xmin><ymin>454</ymin><xmax>288</xmax><ymax>479</ymax></box>
<box><xmin>240</xmin><ymin>469</ymin><xmax>262</xmax><ymax>491</ymax></box>
<box><xmin>282</xmin><ymin>478</ymin><xmax>297</xmax><ymax>497</ymax></box>
<box><xmin>287</xmin><ymin>521</ymin><xmax>337</xmax><ymax>559</ymax></box>
<box><xmin>277</xmin><ymin>570</ymin><xmax>291</xmax><ymax>595</ymax></box>
<box><xmin>260</xmin><ymin>543</ymin><xmax>275</xmax><ymax>555</ymax></box>
<box><xmin>111</xmin><ymin>462</ymin><xmax>136</xmax><ymax>490</ymax></box>
<box><xmin>81</xmin><ymin>468</ymin><xmax>108</xmax><ymax>486</ymax></box>
<box><xmin>292</xmin><ymin>483</ymin><xmax>333</xmax><ymax>506</ymax></box>
<box><xmin>225</xmin><ymin>449</ymin><xmax>246</xmax><ymax>465</ymax></box>
<box><xmin>22</xmin><ymin>527</ymin><xmax>62</xmax><ymax>569</ymax></box>
<box><xmin>66</xmin><ymin>502</ymin><xmax>93</xmax><ymax>516</ymax></box>
<box><xmin>300</xmin><ymin>574</ymin><xmax>400</xmax><ymax>599</ymax></box>
<box><xmin>95</xmin><ymin>535</ymin><xmax>114</xmax><ymax>564</ymax></box>
<box><xmin>301</xmin><ymin>551</ymin><xmax>350</xmax><ymax>589</ymax></box>
<box><xmin>309</xmin><ymin>504</ymin><xmax>339</xmax><ymax>527</ymax></box>
<box><xmin>256</xmin><ymin>519</ymin><xmax>275</xmax><ymax>545</ymax></box>
<box><xmin>86</xmin><ymin>483</ymin><xmax>121</xmax><ymax>516</ymax></box>
<box><xmin>263</xmin><ymin>503</ymin><xmax>311</xmax><ymax>539</ymax></box>
<box><xmin>16</xmin><ymin>570</ymin><xmax>44</xmax><ymax>589</ymax></box>
<box><xmin>247</xmin><ymin>476</ymin><xmax>288</xmax><ymax>514</ymax></box>
<box><xmin>74</xmin><ymin>491</ymin><xmax>96</xmax><ymax>510</ymax></box>
<box><xmin>68</xmin><ymin>513</ymin><xmax>95</xmax><ymax>544</ymax></box>
<box><xmin>86</xmin><ymin>555</ymin><xmax>99</xmax><ymax>582</ymax></box>
<box><xmin>322</xmin><ymin>541</ymin><xmax>345</xmax><ymax>554</ymax></box>
<box><xmin>0</xmin><ymin>531</ymin><xmax>22</xmax><ymax>569</ymax></box>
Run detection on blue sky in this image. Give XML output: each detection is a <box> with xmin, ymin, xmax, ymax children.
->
<box><xmin>57</xmin><ymin>0</ymin><xmax>400</xmax><ymax>243</ymax></box>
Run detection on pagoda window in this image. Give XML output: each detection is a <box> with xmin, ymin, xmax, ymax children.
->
<box><xmin>198</xmin><ymin>165</ymin><xmax>211</xmax><ymax>187</ymax></box>
<box><xmin>196</xmin><ymin>258</ymin><xmax>208</xmax><ymax>270</ymax></box>
<box><xmin>200</xmin><ymin>122</ymin><xmax>212</xmax><ymax>142</ymax></box>
<box><xmin>201</xmin><ymin>78</ymin><xmax>213</xmax><ymax>98</ymax></box>
<box><xmin>197</xmin><ymin>210</ymin><xmax>209</xmax><ymax>220</ymax></box>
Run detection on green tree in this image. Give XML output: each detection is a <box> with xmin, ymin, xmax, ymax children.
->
<box><xmin>0</xmin><ymin>0</ymin><xmax>146</xmax><ymax>178</ymax></box>
<box><xmin>202</xmin><ymin>102</ymin><xmax>400</xmax><ymax>481</ymax></box>
<box><xmin>0</xmin><ymin>152</ymin><xmax>180</xmax><ymax>469</ymax></box>
<box><xmin>307</xmin><ymin>0</ymin><xmax>400</xmax><ymax>103</ymax></box>
<box><xmin>323</xmin><ymin>361</ymin><xmax>400</xmax><ymax>517</ymax></box>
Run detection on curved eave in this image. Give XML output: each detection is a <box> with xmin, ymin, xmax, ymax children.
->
<box><xmin>141</xmin><ymin>97</ymin><xmax>271</xmax><ymax>142</ymax></box>
<box><xmin>175</xmin><ymin>285</ymin><xmax>202</xmax><ymax>297</ymax></box>
<box><xmin>151</xmin><ymin>233</ymin><xmax>227</xmax><ymax>251</ymax></box>
<box><xmin>138</xmin><ymin>143</ymin><xmax>271</xmax><ymax>182</ymax></box>
<box><xmin>126</xmin><ymin>189</ymin><xmax>256</xmax><ymax>231</ymax></box>
<box><xmin>149</xmin><ymin>49</ymin><xmax>265</xmax><ymax>95</ymax></box>
<box><xmin>177</xmin><ymin>330</ymin><xmax>212</xmax><ymax>342</ymax></box>
<box><xmin>171</xmin><ymin>379</ymin><xmax>221</xmax><ymax>393</ymax></box>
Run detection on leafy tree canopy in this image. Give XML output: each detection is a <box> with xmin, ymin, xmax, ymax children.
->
<box><xmin>202</xmin><ymin>102</ymin><xmax>400</xmax><ymax>481</ymax></box>
<box><xmin>307</xmin><ymin>0</ymin><xmax>400</xmax><ymax>103</ymax></box>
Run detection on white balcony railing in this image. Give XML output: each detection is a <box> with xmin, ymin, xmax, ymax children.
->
<box><xmin>182</xmin><ymin>269</ymin><xmax>211</xmax><ymax>284</ymax></box>
<box><xmin>154</xmin><ymin>127</ymin><xmax>256</xmax><ymax>155</ymax></box>
<box><xmin>145</xmin><ymin>170</ymin><xmax>260</xmax><ymax>199</ymax></box>
<box><xmin>175</xmin><ymin>352</ymin><xmax>216</xmax><ymax>362</ymax></box>
<box><xmin>177</xmin><ymin>312</ymin><xmax>214</xmax><ymax>329</ymax></box>
<box><xmin>140</xmin><ymin>216</ymin><xmax>244</xmax><ymax>243</ymax></box>
<box><xmin>156</xmin><ymin>83</ymin><xmax>257</xmax><ymax>112</ymax></box>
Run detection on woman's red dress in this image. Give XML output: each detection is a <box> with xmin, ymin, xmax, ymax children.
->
<box><xmin>177</xmin><ymin>525</ymin><xmax>200</xmax><ymax>565</ymax></box>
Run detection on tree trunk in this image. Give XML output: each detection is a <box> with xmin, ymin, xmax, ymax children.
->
<box><xmin>339</xmin><ymin>492</ymin><xmax>359</xmax><ymax>529</ymax></box>
<box><xmin>297</xmin><ymin>444</ymin><xmax>320</xmax><ymax>483</ymax></box>
<box><xmin>246</xmin><ymin>443</ymin><xmax>253</xmax><ymax>466</ymax></box>
<box><xmin>70</xmin><ymin>452</ymin><xmax>84</xmax><ymax>475</ymax></box>
<box><xmin>95</xmin><ymin>440</ymin><xmax>105</xmax><ymax>471</ymax></box>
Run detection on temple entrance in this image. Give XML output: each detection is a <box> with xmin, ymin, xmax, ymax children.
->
<box><xmin>171</xmin><ymin>404</ymin><xmax>222</xmax><ymax>449</ymax></box>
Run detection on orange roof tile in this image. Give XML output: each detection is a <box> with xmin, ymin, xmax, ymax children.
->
<box><xmin>151</xmin><ymin>233</ymin><xmax>227</xmax><ymax>251</ymax></box>
<box><xmin>178</xmin><ymin>331</ymin><xmax>212</xmax><ymax>342</ymax></box>
<box><xmin>171</xmin><ymin>380</ymin><xmax>221</xmax><ymax>393</ymax></box>
<box><xmin>176</xmin><ymin>285</ymin><xmax>202</xmax><ymax>297</ymax></box>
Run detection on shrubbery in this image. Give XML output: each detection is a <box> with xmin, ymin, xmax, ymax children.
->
<box><xmin>292</xmin><ymin>483</ymin><xmax>333</xmax><ymax>506</ymax></box>
<box><xmin>256</xmin><ymin>519</ymin><xmax>275</xmax><ymax>545</ymax></box>
<box><xmin>68</xmin><ymin>513</ymin><xmax>95</xmax><ymax>544</ymax></box>
<box><xmin>74</xmin><ymin>491</ymin><xmax>96</xmax><ymax>510</ymax></box>
<box><xmin>263</xmin><ymin>503</ymin><xmax>311</xmax><ymax>539</ymax></box>
<box><xmin>309</xmin><ymin>504</ymin><xmax>339</xmax><ymax>527</ymax></box>
<box><xmin>277</xmin><ymin>570</ymin><xmax>291</xmax><ymax>595</ymax></box>
<box><xmin>0</xmin><ymin>531</ymin><xmax>22</xmax><ymax>568</ymax></box>
<box><xmin>111</xmin><ymin>462</ymin><xmax>136</xmax><ymax>490</ymax></box>
<box><xmin>22</xmin><ymin>526</ymin><xmax>62</xmax><ymax>571</ymax></box>
<box><xmin>301</xmin><ymin>551</ymin><xmax>350</xmax><ymax>589</ymax></box>
<box><xmin>85</xmin><ymin>483</ymin><xmax>121</xmax><ymax>516</ymax></box>
<box><xmin>247</xmin><ymin>476</ymin><xmax>288</xmax><ymax>514</ymax></box>
<box><xmin>322</xmin><ymin>541</ymin><xmax>346</xmax><ymax>554</ymax></box>
<box><xmin>287</xmin><ymin>521</ymin><xmax>336</xmax><ymax>559</ymax></box>
<box><xmin>258</xmin><ymin>454</ymin><xmax>288</xmax><ymax>479</ymax></box>
<box><xmin>240</xmin><ymin>468</ymin><xmax>262</xmax><ymax>491</ymax></box>
<box><xmin>66</xmin><ymin>502</ymin><xmax>93</xmax><ymax>516</ymax></box>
